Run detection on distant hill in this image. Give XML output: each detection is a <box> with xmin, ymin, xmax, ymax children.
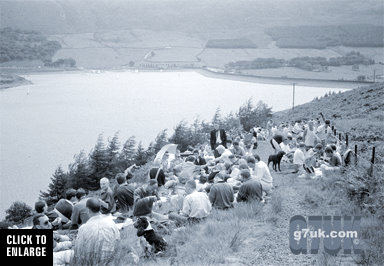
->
<box><xmin>0</xmin><ymin>0</ymin><xmax>382</xmax><ymax>35</ymax></box>
<box><xmin>274</xmin><ymin>82</ymin><xmax>384</xmax><ymax>143</ymax></box>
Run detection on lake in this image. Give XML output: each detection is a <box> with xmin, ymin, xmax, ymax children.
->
<box><xmin>0</xmin><ymin>70</ymin><xmax>351</xmax><ymax>217</ymax></box>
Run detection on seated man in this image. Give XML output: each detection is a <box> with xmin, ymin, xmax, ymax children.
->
<box><xmin>115</xmin><ymin>174</ymin><xmax>135</xmax><ymax>216</ymax></box>
<box><xmin>55</xmin><ymin>188</ymin><xmax>77</xmax><ymax>221</ymax></box>
<box><xmin>34</xmin><ymin>200</ymin><xmax>61</xmax><ymax>229</ymax></box>
<box><xmin>237</xmin><ymin>169</ymin><xmax>263</xmax><ymax>202</ymax></box>
<box><xmin>168</xmin><ymin>180</ymin><xmax>212</xmax><ymax>225</ymax></box>
<box><xmin>230</xmin><ymin>141</ymin><xmax>245</xmax><ymax>158</ymax></box>
<box><xmin>99</xmin><ymin>177</ymin><xmax>116</xmax><ymax>214</ymax></box>
<box><xmin>214</xmin><ymin>145</ymin><xmax>233</xmax><ymax>165</ymax></box>
<box><xmin>149</xmin><ymin>167</ymin><xmax>166</xmax><ymax>187</ymax></box>
<box><xmin>73</xmin><ymin>198</ymin><xmax>120</xmax><ymax>265</ymax></box>
<box><xmin>209</xmin><ymin>174</ymin><xmax>234</xmax><ymax>209</ymax></box>
<box><xmin>70</xmin><ymin>188</ymin><xmax>90</xmax><ymax>229</ymax></box>
<box><xmin>133</xmin><ymin>179</ymin><xmax>160</xmax><ymax>217</ymax></box>
<box><xmin>178</xmin><ymin>156</ymin><xmax>200</xmax><ymax>184</ymax></box>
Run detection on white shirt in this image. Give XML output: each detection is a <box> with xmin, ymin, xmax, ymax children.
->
<box><xmin>75</xmin><ymin>214</ymin><xmax>120</xmax><ymax>261</ymax></box>
<box><xmin>182</xmin><ymin>191</ymin><xmax>212</xmax><ymax>218</ymax></box>
<box><xmin>216</xmin><ymin>131</ymin><xmax>222</xmax><ymax>144</ymax></box>
<box><xmin>293</xmin><ymin>148</ymin><xmax>305</xmax><ymax>165</ymax></box>
<box><xmin>254</xmin><ymin>161</ymin><xmax>273</xmax><ymax>185</ymax></box>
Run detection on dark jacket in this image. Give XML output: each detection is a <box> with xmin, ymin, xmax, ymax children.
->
<box><xmin>209</xmin><ymin>181</ymin><xmax>234</xmax><ymax>209</ymax></box>
<box><xmin>237</xmin><ymin>180</ymin><xmax>263</xmax><ymax>202</ymax></box>
<box><xmin>115</xmin><ymin>184</ymin><xmax>135</xmax><ymax>213</ymax></box>
<box><xmin>210</xmin><ymin>129</ymin><xmax>227</xmax><ymax>149</ymax></box>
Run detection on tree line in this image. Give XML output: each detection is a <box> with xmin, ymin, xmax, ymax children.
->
<box><xmin>225</xmin><ymin>51</ymin><xmax>375</xmax><ymax>71</ymax></box>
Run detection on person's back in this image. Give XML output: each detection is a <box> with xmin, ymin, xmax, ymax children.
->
<box><xmin>115</xmin><ymin>183</ymin><xmax>135</xmax><ymax>213</ymax></box>
<box><xmin>183</xmin><ymin>190</ymin><xmax>212</xmax><ymax>219</ymax></box>
<box><xmin>71</xmin><ymin>198</ymin><xmax>89</xmax><ymax>228</ymax></box>
<box><xmin>55</xmin><ymin>199</ymin><xmax>73</xmax><ymax>220</ymax></box>
<box><xmin>209</xmin><ymin>182</ymin><xmax>234</xmax><ymax>209</ymax></box>
<box><xmin>74</xmin><ymin>198</ymin><xmax>120</xmax><ymax>264</ymax></box>
<box><xmin>237</xmin><ymin>179</ymin><xmax>263</xmax><ymax>202</ymax></box>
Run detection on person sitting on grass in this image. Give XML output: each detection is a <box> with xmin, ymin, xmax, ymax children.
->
<box><xmin>214</xmin><ymin>145</ymin><xmax>233</xmax><ymax>165</ymax></box>
<box><xmin>99</xmin><ymin>177</ymin><xmax>116</xmax><ymax>214</ymax></box>
<box><xmin>70</xmin><ymin>188</ymin><xmax>90</xmax><ymax>229</ymax></box>
<box><xmin>73</xmin><ymin>198</ymin><xmax>120</xmax><ymax>265</ymax></box>
<box><xmin>253</xmin><ymin>155</ymin><xmax>273</xmax><ymax>195</ymax></box>
<box><xmin>133</xmin><ymin>179</ymin><xmax>161</xmax><ymax>217</ymax></box>
<box><xmin>168</xmin><ymin>180</ymin><xmax>212</xmax><ymax>225</ymax></box>
<box><xmin>34</xmin><ymin>200</ymin><xmax>62</xmax><ymax>229</ymax></box>
<box><xmin>237</xmin><ymin>169</ymin><xmax>263</xmax><ymax>203</ymax></box>
<box><xmin>209</xmin><ymin>173</ymin><xmax>234</xmax><ymax>210</ymax></box>
<box><xmin>114</xmin><ymin>174</ymin><xmax>135</xmax><ymax>217</ymax></box>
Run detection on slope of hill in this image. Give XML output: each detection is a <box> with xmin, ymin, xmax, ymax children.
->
<box><xmin>274</xmin><ymin>82</ymin><xmax>384</xmax><ymax>145</ymax></box>
<box><xmin>1</xmin><ymin>0</ymin><xmax>383</xmax><ymax>35</ymax></box>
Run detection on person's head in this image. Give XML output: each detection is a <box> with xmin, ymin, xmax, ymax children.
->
<box><xmin>213</xmin><ymin>123</ymin><xmax>220</xmax><ymax>130</ymax></box>
<box><xmin>216</xmin><ymin>145</ymin><xmax>225</xmax><ymax>155</ymax></box>
<box><xmin>228</xmin><ymin>154</ymin><xmax>236</xmax><ymax>163</ymax></box>
<box><xmin>214</xmin><ymin>173</ymin><xmax>225</xmax><ymax>183</ymax></box>
<box><xmin>239</xmin><ymin>163</ymin><xmax>249</xmax><ymax>171</ymax></box>
<box><xmin>325</xmin><ymin>120</ymin><xmax>331</xmax><ymax>126</ymax></box>
<box><xmin>146</xmin><ymin>179</ymin><xmax>158</xmax><ymax>194</ymax></box>
<box><xmin>253</xmin><ymin>154</ymin><xmax>261</xmax><ymax>162</ymax></box>
<box><xmin>163</xmin><ymin>151</ymin><xmax>170</xmax><ymax>160</ymax></box>
<box><xmin>246</xmin><ymin>156</ymin><xmax>256</xmax><ymax>169</ymax></box>
<box><xmin>314</xmin><ymin>143</ymin><xmax>323</xmax><ymax>153</ymax></box>
<box><xmin>233</xmin><ymin>141</ymin><xmax>240</xmax><ymax>148</ymax></box>
<box><xmin>76</xmin><ymin>188</ymin><xmax>87</xmax><ymax>200</ymax></box>
<box><xmin>100</xmin><ymin>177</ymin><xmax>109</xmax><ymax>191</ymax></box>
<box><xmin>324</xmin><ymin>146</ymin><xmax>334</xmax><ymax>156</ymax></box>
<box><xmin>65</xmin><ymin>188</ymin><xmax>77</xmax><ymax>202</ymax></box>
<box><xmin>33</xmin><ymin>214</ymin><xmax>51</xmax><ymax>229</ymax></box>
<box><xmin>330</xmin><ymin>144</ymin><xmax>337</xmax><ymax>151</ymax></box>
<box><xmin>116</xmin><ymin>173</ymin><xmax>127</xmax><ymax>185</ymax></box>
<box><xmin>86</xmin><ymin>198</ymin><xmax>101</xmax><ymax>214</ymax></box>
<box><xmin>35</xmin><ymin>200</ymin><xmax>48</xmax><ymax>214</ymax></box>
<box><xmin>173</xmin><ymin>165</ymin><xmax>182</xmax><ymax>176</ymax></box>
<box><xmin>199</xmin><ymin>175</ymin><xmax>207</xmax><ymax>184</ymax></box>
<box><xmin>185</xmin><ymin>180</ymin><xmax>196</xmax><ymax>194</ymax></box>
<box><xmin>240</xmin><ymin>169</ymin><xmax>251</xmax><ymax>181</ymax></box>
<box><xmin>193</xmin><ymin>149</ymin><xmax>199</xmax><ymax>157</ymax></box>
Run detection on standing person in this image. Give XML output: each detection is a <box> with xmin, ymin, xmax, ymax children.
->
<box><xmin>210</xmin><ymin>123</ymin><xmax>227</xmax><ymax>158</ymax></box>
<box><xmin>317</xmin><ymin>119</ymin><xmax>332</xmax><ymax>147</ymax></box>
<box><xmin>99</xmin><ymin>177</ymin><xmax>116</xmax><ymax>214</ymax></box>
<box><xmin>304</xmin><ymin>121</ymin><xmax>320</xmax><ymax>150</ymax></box>
<box><xmin>70</xmin><ymin>188</ymin><xmax>89</xmax><ymax>229</ymax></box>
<box><xmin>114</xmin><ymin>174</ymin><xmax>135</xmax><ymax>215</ymax></box>
<box><xmin>209</xmin><ymin>174</ymin><xmax>234</xmax><ymax>209</ymax></box>
<box><xmin>293</xmin><ymin>142</ymin><xmax>306</xmax><ymax>173</ymax></box>
<box><xmin>73</xmin><ymin>198</ymin><xmax>120</xmax><ymax>265</ymax></box>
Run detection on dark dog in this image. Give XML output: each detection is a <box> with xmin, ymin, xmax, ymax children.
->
<box><xmin>134</xmin><ymin>217</ymin><xmax>168</xmax><ymax>254</ymax></box>
<box><xmin>268</xmin><ymin>151</ymin><xmax>286</xmax><ymax>171</ymax></box>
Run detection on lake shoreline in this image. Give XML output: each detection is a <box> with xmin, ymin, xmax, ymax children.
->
<box><xmin>0</xmin><ymin>67</ymin><xmax>371</xmax><ymax>90</ymax></box>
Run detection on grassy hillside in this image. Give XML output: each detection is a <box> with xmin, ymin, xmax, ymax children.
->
<box><xmin>274</xmin><ymin>82</ymin><xmax>384</xmax><ymax>162</ymax></box>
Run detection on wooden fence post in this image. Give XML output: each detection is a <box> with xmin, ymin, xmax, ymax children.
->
<box><xmin>346</xmin><ymin>134</ymin><xmax>349</xmax><ymax>147</ymax></box>
<box><xmin>371</xmin><ymin>147</ymin><xmax>376</xmax><ymax>164</ymax></box>
<box><xmin>354</xmin><ymin>144</ymin><xmax>358</xmax><ymax>166</ymax></box>
<box><xmin>339</xmin><ymin>133</ymin><xmax>342</xmax><ymax>141</ymax></box>
<box><xmin>334</xmin><ymin>129</ymin><xmax>337</xmax><ymax>136</ymax></box>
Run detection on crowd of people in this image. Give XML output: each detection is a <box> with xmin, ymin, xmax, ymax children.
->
<box><xmin>3</xmin><ymin>115</ymin><xmax>349</xmax><ymax>265</ymax></box>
